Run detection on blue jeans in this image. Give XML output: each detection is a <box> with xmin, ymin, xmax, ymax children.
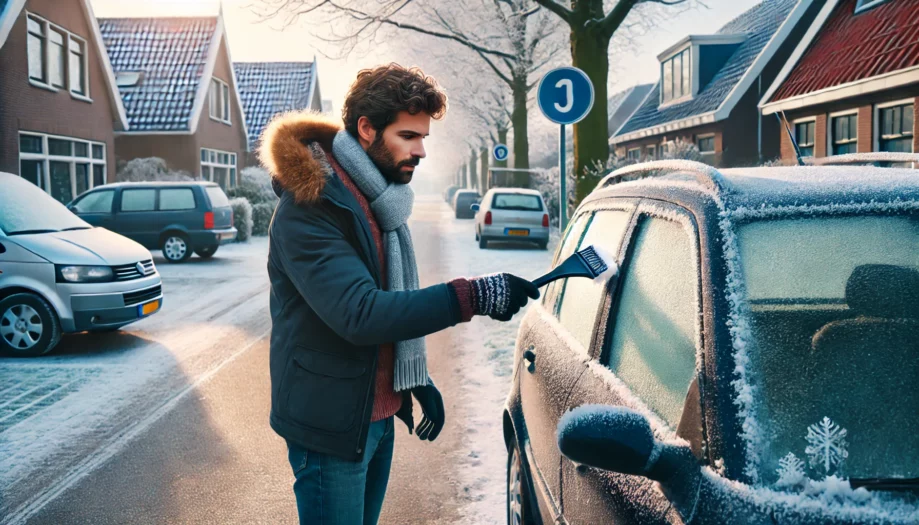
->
<box><xmin>287</xmin><ymin>417</ymin><xmax>395</xmax><ymax>525</ymax></box>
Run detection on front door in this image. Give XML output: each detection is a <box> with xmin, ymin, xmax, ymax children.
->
<box><xmin>560</xmin><ymin>204</ymin><xmax>705</xmax><ymax>524</ymax></box>
<box><xmin>517</xmin><ymin>200</ymin><xmax>635</xmax><ymax>522</ymax></box>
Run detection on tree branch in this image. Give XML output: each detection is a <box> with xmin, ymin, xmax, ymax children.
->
<box><xmin>530</xmin><ymin>0</ymin><xmax>573</xmax><ymax>25</ymax></box>
<box><xmin>476</xmin><ymin>50</ymin><xmax>514</xmax><ymax>86</ymax></box>
<box><xmin>596</xmin><ymin>0</ymin><xmax>639</xmax><ymax>39</ymax></box>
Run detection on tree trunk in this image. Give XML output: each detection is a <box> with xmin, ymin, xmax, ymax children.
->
<box><xmin>571</xmin><ymin>25</ymin><xmax>611</xmax><ymax>205</ymax></box>
<box><xmin>510</xmin><ymin>75</ymin><xmax>530</xmax><ymax>179</ymax></box>
<box><xmin>469</xmin><ymin>149</ymin><xmax>478</xmax><ymax>191</ymax></box>
<box><xmin>480</xmin><ymin>146</ymin><xmax>489</xmax><ymax>192</ymax></box>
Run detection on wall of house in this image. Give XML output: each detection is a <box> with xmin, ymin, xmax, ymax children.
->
<box><xmin>777</xmin><ymin>86</ymin><xmax>919</xmax><ymax>163</ymax></box>
<box><xmin>615</xmin><ymin>123</ymin><xmax>725</xmax><ymax>166</ymax></box>
<box><xmin>114</xmin><ymin>133</ymin><xmax>199</xmax><ymax>175</ymax></box>
<box><xmin>0</xmin><ymin>0</ymin><xmax>119</xmax><ymax>181</ymax></box>
<box><xmin>195</xmin><ymin>34</ymin><xmax>248</xmax><ymax>174</ymax></box>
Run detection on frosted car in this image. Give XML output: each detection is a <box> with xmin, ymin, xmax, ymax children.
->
<box><xmin>0</xmin><ymin>172</ymin><xmax>162</xmax><ymax>357</ymax></box>
<box><xmin>503</xmin><ymin>159</ymin><xmax>919</xmax><ymax>525</ymax></box>
<box><xmin>472</xmin><ymin>189</ymin><xmax>550</xmax><ymax>250</ymax></box>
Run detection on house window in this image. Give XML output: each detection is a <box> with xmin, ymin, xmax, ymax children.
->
<box><xmin>878</xmin><ymin>103</ymin><xmax>914</xmax><ymax>153</ymax></box>
<box><xmin>18</xmin><ymin>132</ymin><xmax>106</xmax><ymax>203</ymax></box>
<box><xmin>627</xmin><ymin>148</ymin><xmax>641</xmax><ymax>161</ymax></box>
<box><xmin>661</xmin><ymin>48</ymin><xmax>691</xmax><ymax>104</ymax></box>
<box><xmin>795</xmin><ymin>120</ymin><xmax>816</xmax><ymax>157</ymax></box>
<box><xmin>831</xmin><ymin>113</ymin><xmax>858</xmax><ymax>155</ymax></box>
<box><xmin>646</xmin><ymin>145</ymin><xmax>657</xmax><ymax>159</ymax></box>
<box><xmin>25</xmin><ymin>14</ymin><xmax>90</xmax><ymax>99</ymax></box>
<box><xmin>696</xmin><ymin>135</ymin><xmax>715</xmax><ymax>155</ymax></box>
<box><xmin>855</xmin><ymin>0</ymin><xmax>892</xmax><ymax>14</ymax></box>
<box><xmin>209</xmin><ymin>78</ymin><xmax>231</xmax><ymax>124</ymax></box>
<box><xmin>200</xmin><ymin>148</ymin><xmax>237</xmax><ymax>190</ymax></box>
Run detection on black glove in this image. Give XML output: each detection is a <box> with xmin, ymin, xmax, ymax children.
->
<box><xmin>469</xmin><ymin>273</ymin><xmax>540</xmax><ymax>322</ymax></box>
<box><xmin>410</xmin><ymin>382</ymin><xmax>445</xmax><ymax>442</ymax></box>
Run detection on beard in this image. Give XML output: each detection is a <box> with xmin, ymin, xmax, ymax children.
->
<box><xmin>367</xmin><ymin>135</ymin><xmax>420</xmax><ymax>184</ymax></box>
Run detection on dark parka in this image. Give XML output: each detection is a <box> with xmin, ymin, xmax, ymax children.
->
<box><xmin>263</xmin><ymin>112</ymin><xmax>463</xmax><ymax>460</ymax></box>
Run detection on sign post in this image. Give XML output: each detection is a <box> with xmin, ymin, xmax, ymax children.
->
<box><xmin>537</xmin><ymin>67</ymin><xmax>595</xmax><ymax>231</ymax></box>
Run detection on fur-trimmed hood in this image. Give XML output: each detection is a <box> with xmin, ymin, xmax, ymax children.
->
<box><xmin>259</xmin><ymin>111</ymin><xmax>344</xmax><ymax>204</ymax></box>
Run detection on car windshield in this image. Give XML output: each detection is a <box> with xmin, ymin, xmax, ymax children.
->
<box><xmin>735</xmin><ymin>214</ymin><xmax>919</xmax><ymax>484</ymax></box>
<box><xmin>0</xmin><ymin>175</ymin><xmax>89</xmax><ymax>235</ymax></box>
<box><xmin>457</xmin><ymin>193</ymin><xmax>478</xmax><ymax>203</ymax></box>
<box><xmin>205</xmin><ymin>186</ymin><xmax>230</xmax><ymax>208</ymax></box>
<box><xmin>492</xmin><ymin>194</ymin><xmax>542</xmax><ymax>211</ymax></box>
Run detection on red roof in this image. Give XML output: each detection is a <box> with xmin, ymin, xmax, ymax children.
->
<box><xmin>770</xmin><ymin>0</ymin><xmax>919</xmax><ymax>102</ymax></box>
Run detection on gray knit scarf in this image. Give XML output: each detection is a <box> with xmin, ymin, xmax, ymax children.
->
<box><xmin>331</xmin><ymin>130</ymin><xmax>428</xmax><ymax>391</ymax></box>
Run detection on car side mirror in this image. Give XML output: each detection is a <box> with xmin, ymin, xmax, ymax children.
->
<box><xmin>557</xmin><ymin>405</ymin><xmax>698</xmax><ymax>484</ymax></box>
<box><xmin>470</xmin><ymin>203</ymin><xmax>480</xmax><ymax>212</ymax></box>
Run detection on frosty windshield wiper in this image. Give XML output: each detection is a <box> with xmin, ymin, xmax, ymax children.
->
<box><xmin>7</xmin><ymin>229</ymin><xmax>59</xmax><ymax>236</ymax></box>
<box><xmin>850</xmin><ymin>478</ymin><xmax>919</xmax><ymax>493</ymax></box>
<box><xmin>61</xmin><ymin>226</ymin><xmax>92</xmax><ymax>231</ymax></box>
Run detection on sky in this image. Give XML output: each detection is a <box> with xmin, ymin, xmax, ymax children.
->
<box><xmin>90</xmin><ymin>0</ymin><xmax>764</xmax><ymax>176</ymax></box>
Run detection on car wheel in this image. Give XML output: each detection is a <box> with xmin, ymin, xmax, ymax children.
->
<box><xmin>194</xmin><ymin>245</ymin><xmax>219</xmax><ymax>259</ymax></box>
<box><xmin>0</xmin><ymin>293</ymin><xmax>61</xmax><ymax>357</ymax></box>
<box><xmin>507</xmin><ymin>444</ymin><xmax>533</xmax><ymax>525</ymax></box>
<box><xmin>162</xmin><ymin>233</ymin><xmax>192</xmax><ymax>263</ymax></box>
<box><xmin>479</xmin><ymin>237</ymin><xmax>488</xmax><ymax>249</ymax></box>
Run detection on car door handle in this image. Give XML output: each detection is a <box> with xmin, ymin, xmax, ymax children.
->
<box><xmin>523</xmin><ymin>347</ymin><xmax>536</xmax><ymax>372</ymax></box>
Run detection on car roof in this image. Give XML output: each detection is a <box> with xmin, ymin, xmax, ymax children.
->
<box><xmin>593</xmin><ymin>163</ymin><xmax>919</xmax><ymax>211</ymax></box>
<box><xmin>455</xmin><ymin>190</ymin><xmax>480</xmax><ymax>195</ymax></box>
<box><xmin>88</xmin><ymin>181</ymin><xmax>220</xmax><ymax>190</ymax></box>
<box><xmin>487</xmin><ymin>188</ymin><xmax>542</xmax><ymax>196</ymax></box>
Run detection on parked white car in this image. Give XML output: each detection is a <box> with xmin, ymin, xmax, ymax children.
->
<box><xmin>472</xmin><ymin>188</ymin><xmax>549</xmax><ymax>250</ymax></box>
<box><xmin>0</xmin><ymin>172</ymin><xmax>163</xmax><ymax>357</ymax></box>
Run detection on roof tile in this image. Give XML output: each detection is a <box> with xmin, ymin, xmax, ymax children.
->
<box><xmin>233</xmin><ymin>61</ymin><xmax>314</xmax><ymax>149</ymax></box>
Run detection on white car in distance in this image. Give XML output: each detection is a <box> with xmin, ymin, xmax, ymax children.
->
<box><xmin>472</xmin><ymin>188</ymin><xmax>549</xmax><ymax>250</ymax></box>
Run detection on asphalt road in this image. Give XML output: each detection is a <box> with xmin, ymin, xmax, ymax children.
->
<box><xmin>8</xmin><ymin>195</ymin><xmax>509</xmax><ymax>525</ymax></box>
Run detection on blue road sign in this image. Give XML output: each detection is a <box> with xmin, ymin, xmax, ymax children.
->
<box><xmin>537</xmin><ymin>67</ymin><xmax>595</xmax><ymax>125</ymax></box>
<box><xmin>493</xmin><ymin>144</ymin><xmax>509</xmax><ymax>162</ymax></box>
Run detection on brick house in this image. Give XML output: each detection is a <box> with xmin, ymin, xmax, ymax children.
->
<box><xmin>233</xmin><ymin>60</ymin><xmax>322</xmax><ymax>166</ymax></box>
<box><xmin>611</xmin><ymin>0</ymin><xmax>825</xmax><ymax>167</ymax></box>
<box><xmin>98</xmin><ymin>13</ymin><xmax>248</xmax><ymax>190</ymax></box>
<box><xmin>0</xmin><ymin>0</ymin><xmax>128</xmax><ymax>203</ymax></box>
<box><xmin>760</xmin><ymin>0</ymin><xmax>918</xmax><ymax>162</ymax></box>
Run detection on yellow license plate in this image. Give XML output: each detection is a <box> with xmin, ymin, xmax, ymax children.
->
<box><xmin>507</xmin><ymin>230</ymin><xmax>529</xmax><ymax>236</ymax></box>
<box><xmin>141</xmin><ymin>300</ymin><xmax>160</xmax><ymax>316</ymax></box>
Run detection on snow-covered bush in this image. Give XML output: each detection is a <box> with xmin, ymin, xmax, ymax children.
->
<box><xmin>228</xmin><ymin>166</ymin><xmax>277</xmax><ymax>205</ymax></box>
<box><xmin>530</xmin><ymin>166</ymin><xmax>575</xmax><ymax>227</ymax></box>
<box><xmin>661</xmin><ymin>139</ymin><xmax>703</xmax><ymax>162</ymax></box>
<box><xmin>251</xmin><ymin>202</ymin><xmax>275</xmax><ymax>237</ymax></box>
<box><xmin>230</xmin><ymin>197</ymin><xmax>252</xmax><ymax>242</ymax></box>
<box><xmin>116</xmin><ymin>157</ymin><xmax>194</xmax><ymax>182</ymax></box>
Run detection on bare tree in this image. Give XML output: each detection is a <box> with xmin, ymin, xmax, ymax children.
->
<box><xmin>255</xmin><ymin>0</ymin><xmax>565</xmax><ymax>173</ymax></box>
<box><xmin>531</xmin><ymin>0</ymin><xmax>696</xmax><ymax>203</ymax></box>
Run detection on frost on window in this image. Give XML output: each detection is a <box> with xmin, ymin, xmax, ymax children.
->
<box><xmin>735</xmin><ymin>214</ymin><xmax>919</xmax><ymax>484</ymax></box>
<box><xmin>775</xmin><ymin>452</ymin><xmax>806</xmax><ymax>489</ymax></box>
<box><xmin>805</xmin><ymin>417</ymin><xmax>848</xmax><ymax>476</ymax></box>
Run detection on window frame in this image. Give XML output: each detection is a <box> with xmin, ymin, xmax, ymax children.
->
<box><xmin>646</xmin><ymin>145</ymin><xmax>657</xmax><ymax>160</ymax></box>
<box><xmin>696</xmin><ymin>134</ymin><xmax>716</xmax><ymax>156</ymax></box>
<box><xmin>200</xmin><ymin>147</ymin><xmax>237</xmax><ymax>190</ymax></box>
<box><xmin>24</xmin><ymin>13</ymin><xmax>91</xmax><ymax>101</ymax></box>
<box><xmin>660</xmin><ymin>46</ymin><xmax>693</xmax><ymax>106</ymax></box>
<box><xmin>793</xmin><ymin>117</ymin><xmax>817</xmax><ymax>157</ymax></box>
<box><xmin>874</xmin><ymin>99</ymin><xmax>914</xmax><ymax>153</ymax></box>
<box><xmin>209</xmin><ymin>78</ymin><xmax>232</xmax><ymax>125</ymax></box>
<box><xmin>18</xmin><ymin>131</ymin><xmax>106</xmax><ymax>203</ymax></box>
<box><xmin>597</xmin><ymin>201</ymin><xmax>707</xmax><ymax>454</ymax></box>
<box><xmin>626</xmin><ymin>147</ymin><xmax>641</xmax><ymax>161</ymax></box>
<box><xmin>828</xmin><ymin>110</ymin><xmax>858</xmax><ymax>156</ymax></box>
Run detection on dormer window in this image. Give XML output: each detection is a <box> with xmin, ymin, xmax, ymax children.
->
<box><xmin>855</xmin><ymin>0</ymin><xmax>891</xmax><ymax>14</ymax></box>
<box><xmin>662</xmin><ymin>48</ymin><xmax>691</xmax><ymax>104</ymax></box>
<box><xmin>115</xmin><ymin>71</ymin><xmax>143</xmax><ymax>88</ymax></box>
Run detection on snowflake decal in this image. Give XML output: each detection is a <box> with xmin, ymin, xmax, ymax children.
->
<box><xmin>805</xmin><ymin>417</ymin><xmax>848</xmax><ymax>476</ymax></box>
<box><xmin>775</xmin><ymin>452</ymin><xmax>806</xmax><ymax>489</ymax></box>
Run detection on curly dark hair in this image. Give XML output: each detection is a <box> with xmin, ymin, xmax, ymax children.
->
<box><xmin>342</xmin><ymin>63</ymin><xmax>448</xmax><ymax>137</ymax></box>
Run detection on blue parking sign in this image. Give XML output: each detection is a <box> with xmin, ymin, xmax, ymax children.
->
<box><xmin>537</xmin><ymin>67</ymin><xmax>595</xmax><ymax>125</ymax></box>
<box><xmin>493</xmin><ymin>144</ymin><xmax>509</xmax><ymax>162</ymax></box>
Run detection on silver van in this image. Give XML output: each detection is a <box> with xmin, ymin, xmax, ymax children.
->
<box><xmin>0</xmin><ymin>172</ymin><xmax>163</xmax><ymax>357</ymax></box>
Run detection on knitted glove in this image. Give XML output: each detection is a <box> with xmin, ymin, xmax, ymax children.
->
<box><xmin>469</xmin><ymin>273</ymin><xmax>540</xmax><ymax>322</ymax></box>
<box><xmin>411</xmin><ymin>383</ymin><xmax>445</xmax><ymax>441</ymax></box>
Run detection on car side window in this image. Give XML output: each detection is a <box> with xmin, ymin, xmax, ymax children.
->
<box><xmin>542</xmin><ymin>212</ymin><xmax>590</xmax><ymax>311</ymax></box>
<box><xmin>605</xmin><ymin>215</ymin><xmax>699</xmax><ymax>430</ymax></box>
<box><xmin>73</xmin><ymin>190</ymin><xmax>113</xmax><ymax>213</ymax></box>
<box><xmin>121</xmin><ymin>189</ymin><xmax>156</xmax><ymax>212</ymax></box>
<box><xmin>159</xmin><ymin>188</ymin><xmax>196</xmax><ymax>211</ymax></box>
<box><xmin>556</xmin><ymin>210</ymin><xmax>631</xmax><ymax>351</ymax></box>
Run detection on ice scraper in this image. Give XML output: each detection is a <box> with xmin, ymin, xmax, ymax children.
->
<box><xmin>531</xmin><ymin>245</ymin><xmax>615</xmax><ymax>288</ymax></box>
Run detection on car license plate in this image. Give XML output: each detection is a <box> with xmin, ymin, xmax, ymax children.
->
<box><xmin>506</xmin><ymin>229</ymin><xmax>529</xmax><ymax>236</ymax></box>
<box><xmin>139</xmin><ymin>299</ymin><xmax>160</xmax><ymax>316</ymax></box>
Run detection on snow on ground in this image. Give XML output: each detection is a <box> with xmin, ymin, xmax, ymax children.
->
<box><xmin>0</xmin><ymin>238</ymin><xmax>270</xmax><ymax>517</ymax></box>
<box><xmin>429</xmin><ymin>200</ymin><xmax>558</xmax><ymax>524</ymax></box>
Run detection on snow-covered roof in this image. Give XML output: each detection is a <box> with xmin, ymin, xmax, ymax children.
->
<box><xmin>233</xmin><ymin>61</ymin><xmax>317</xmax><ymax>150</ymax></box>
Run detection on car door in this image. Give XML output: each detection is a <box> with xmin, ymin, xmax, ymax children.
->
<box><xmin>114</xmin><ymin>187</ymin><xmax>158</xmax><ymax>248</ymax></box>
<box><xmin>69</xmin><ymin>189</ymin><xmax>115</xmax><ymax>229</ymax></box>
<box><xmin>157</xmin><ymin>187</ymin><xmax>199</xmax><ymax>236</ymax></box>
<box><xmin>517</xmin><ymin>199</ymin><xmax>636</xmax><ymax>522</ymax></box>
<box><xmin>560</xmin><ymin>203</ymin><xmax>705</xmax><ymax>524</ymax></box>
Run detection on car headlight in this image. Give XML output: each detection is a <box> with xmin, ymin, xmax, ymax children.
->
<box><xmin>56</xmin><ymin>265</ymin><xmax>115</xmax><ymax>283</ymax></box>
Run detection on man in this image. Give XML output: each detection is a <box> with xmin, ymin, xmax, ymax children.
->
<box><xmin>262</xmin><ymin>64</ymin><xmax>539</xmax><ymax>525</ymax></box>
